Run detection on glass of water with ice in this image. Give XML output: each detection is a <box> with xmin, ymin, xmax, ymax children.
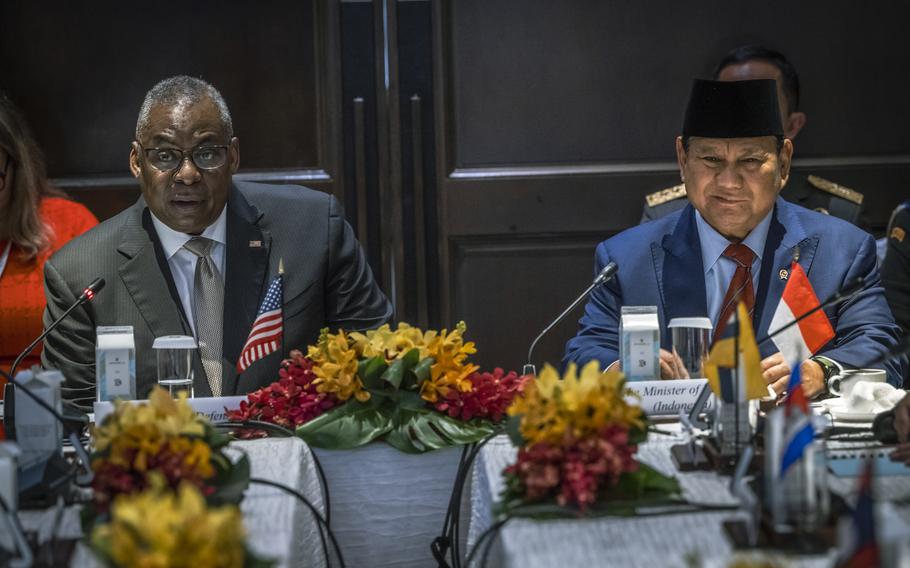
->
<box><xmin>153</xmin><ymin>335</ymin><xmax>196</xmax><ymax>397</ymax></box>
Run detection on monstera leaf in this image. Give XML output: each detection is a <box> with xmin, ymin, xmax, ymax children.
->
<box><xmin>295</xmin><ymin>397</ymin><xmax>393</xmax><ymax>449</ymax></box>
<box><xmin>384</xmin><ymin>408</ymin><xmax>497</xmax><ymax>454</ymax></box>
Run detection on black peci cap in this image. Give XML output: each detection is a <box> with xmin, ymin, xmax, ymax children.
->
<box><xmin>682</xmin><ymin>79</ymin><xmax>783</xmax><ymax>138</ymax></box>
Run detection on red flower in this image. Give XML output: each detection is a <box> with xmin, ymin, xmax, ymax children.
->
<box><xmin>227</xmin><ymin>350</ymin><xmax>338</xmax><ymax>439</ymax></box>
<box><xmin>504</xmin><ymin>425</ymin><xmax>639</xmax><ymax>511</ymax></box>
<box><xmin>434</xmin><ymin>368</ymin><xmax>529</xmax><ymax>422</ymax></box>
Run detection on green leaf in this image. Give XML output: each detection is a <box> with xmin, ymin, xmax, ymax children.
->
<box><xmin>380</xmin><ymin>349</ymin><xmax>421</xmax><ymax>390</ymax></box>
<box><xmin>411</xmin><ymin>357</ymin><xmax>434</xmax><ymax>388</ymax></box>
<box><xmin>384</xmin><ymin>408</ymin><xmax>497</xmax><ymax>453</ymax></box>
<box><xmin>381</xmin><ymin>359</ymin><xmax>407</xmax><ymax>390</ymax></box>
<box><xmin>612</xmin><ymin>463</ymin><xmax>681</xmax><ymax>500</ymax></box>
<box><xmin>359</xmin><ymin>356</ymin><xmax>389</xmax><ymax>390</ymax></box>
<box><xmin>296</xmin><ymin>401</ymin><xmax>393</xmax><ymax>449</ymax></box>
<box><xmin>209</xmin><ymin>452</ymin><xmax>251</xmax><ymax>506</ymax></box>
<box><xmin>205</xmin><ymin>423</ymin><xmax>233</xmax><ymax>449</ymax></box>
<box><xmin>395</xmin><ymin>390</ymin><xmax>427</xmax><ymax>411</ymax></box>
<box><xmin>505</xmin><ymin>415</ymin><xmax>525</xmax><ymax>447</ymax></box>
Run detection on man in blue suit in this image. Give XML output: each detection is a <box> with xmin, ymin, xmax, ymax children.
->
<box><xmin>564</xmin><ymin>79</ymin><xmax>903</xmax><ymax>396</ymax></box>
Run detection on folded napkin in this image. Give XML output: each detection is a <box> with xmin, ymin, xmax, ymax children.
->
<box><xmin>844</xmin><ymin>381</ymin><xmax>904</xmax><ymax>414</ymax></box>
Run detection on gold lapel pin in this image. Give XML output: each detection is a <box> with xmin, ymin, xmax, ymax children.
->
<box><xmin>249</xmin><ymin>240</ymin><xmax>262</xmax><ymax>248</ymax></box>
<box><xmin>779</xmin><ymin>268</ymin><xmax>789</xmax><ymax>280</ymax></box>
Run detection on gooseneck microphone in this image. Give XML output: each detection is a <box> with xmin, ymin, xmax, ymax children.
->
<box><xmin>755</xmin><ymin>275</ymin><xmax>866</xmax><ymax>347</ymax></box>
<box><xmin>8</xmin><ymin>277</ymin><xmax>105</xmax><ymax>379</ymax></box>
<box><xmin>523</xmin><ymin>262</ymin><xmax>618</xmax><ymax>375</ymax></box>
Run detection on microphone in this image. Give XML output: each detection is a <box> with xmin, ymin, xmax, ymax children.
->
<box><xmin>8</xmin><ymin>277</ymin><xmax>104</xmax><ymax>379</ymax></box>
<box><xmin>755</xmin><ymin>276</ymin><xmax>866</xmax><ymax>347</ymax></box>
<box><xmin>523</xmin><ymin>262</ymin><xmax>618</xmax><ymax>375</ymax></box>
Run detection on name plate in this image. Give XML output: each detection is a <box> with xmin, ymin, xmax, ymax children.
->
<box><xmin>93</xmin><ymin>396</ymin><xmax>247</xmax><ymax>426</ymax></box>
<box><xmin>624</xmin><ymin>379</ymin><xmax>711</xmax><ymax>416</ymax></box>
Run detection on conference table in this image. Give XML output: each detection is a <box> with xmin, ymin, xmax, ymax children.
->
<box><xmin>11</xmin><ymin>414</ymin><xmax>910</xmax><ymax>567</ymax></box>
<box><xmin>468</xmin><ymin>425</ymin><xmax>910</xmax><ymax>567</ymax></box>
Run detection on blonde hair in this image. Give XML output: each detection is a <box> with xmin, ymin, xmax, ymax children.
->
<box><xmin>0</xmin><ymin>93</ymin><xmax>63</xmax><ymax>261</ymax></box>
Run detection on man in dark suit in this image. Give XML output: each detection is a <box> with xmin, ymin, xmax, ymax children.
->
<box><xmin>642</xmin><ymin>46</ymin><xmax>864</xmax><ymax>224</ymax></box>
<box><xmin>565</xmin><ymin>79</ymin><xmax>902</xmax><ymax>397</ymax></box>
<box><xmin>42</xmin><ymin>76</ymin><xmax>392</xmax><ymax>409</ymax></box>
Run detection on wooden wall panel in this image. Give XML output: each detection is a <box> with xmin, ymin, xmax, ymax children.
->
<box><xmin>0</xmin><ymin>0</ymin><xmax>340</xmax><ymax>222</ymax></box>
<box><xmin>448</xmin><ymin>0</ymin><xmax>910</xmax><ymax>166</ymax></box>
<box><xmin>451</xmin><ymin>236</ymin><xmax>606</xmax><ymax>371</ymax></box>
<box><xmin>435</xmin><ymin>0</ymin><xmax>910</xmax><ymax>370</ymax></box>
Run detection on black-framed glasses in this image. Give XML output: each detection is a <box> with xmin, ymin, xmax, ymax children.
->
<box><xmin>138</xmin><ymin>143</ymin><xmax>230</xmax><ymax>173</ymax></box>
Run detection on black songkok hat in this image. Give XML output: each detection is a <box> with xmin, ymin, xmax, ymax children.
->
<box><xmin>682</xmin><ymin>79</ymin><xmax>783</xmax><ymax>138</ymax></box>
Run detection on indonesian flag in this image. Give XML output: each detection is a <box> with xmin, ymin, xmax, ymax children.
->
<box><xmin>770</xmin><ymin>262</ymin><xmax>835</xmax><ymax>365</ymax></box>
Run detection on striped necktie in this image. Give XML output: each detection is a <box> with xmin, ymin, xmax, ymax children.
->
<box><xmin>183</xmin><ymin>237</ymin><xmax>224</xmax><ymax>397</ymax></box>
<box><xmin>714</xmin><ymin>243</ymin><xmax>756</xmax><ymax>339</ymax></box>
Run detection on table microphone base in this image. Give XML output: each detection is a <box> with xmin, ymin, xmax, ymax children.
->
<box><xmin>670</xmin><ymin>442</ymin><xmax>711</xmax><ymax>472</ymax></box>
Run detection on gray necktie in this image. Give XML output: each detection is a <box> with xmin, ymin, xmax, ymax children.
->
<box><xmin>183</xmin><ymin>237</ymin><xmax>224</xmax><ymax>397</ymax></box>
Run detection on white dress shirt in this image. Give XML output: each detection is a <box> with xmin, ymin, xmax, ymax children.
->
<box><xmin>150</xmin><ymin>207</ymin><xmax>227</xmax><ymax>336</ymax></box>
<box><xmin>694</xmin><ymin>208</ymin><xmax>773</xmax><ymax>329</ymax></box>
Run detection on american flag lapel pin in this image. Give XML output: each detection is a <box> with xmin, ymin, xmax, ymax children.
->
<box><xmin>249</xmin><ymin>240</ymin><xmax>262</xmax><ymax>248</ymax></box>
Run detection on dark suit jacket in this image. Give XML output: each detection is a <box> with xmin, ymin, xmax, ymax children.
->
<box><xmin>42</xmin><ymin>181</ymin><xmax>392</xmax><ymax>409</ymax></box>
<box><xmin>564</xmin><ymin>198</ymin><xmax>905</xmax><ymax>386</ymax></box>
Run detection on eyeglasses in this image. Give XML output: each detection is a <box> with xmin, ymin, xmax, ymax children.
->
<box><xmin>138</xmin><ymin>143</ymin><xmax>230</xmax><ymax>173</ymax></box>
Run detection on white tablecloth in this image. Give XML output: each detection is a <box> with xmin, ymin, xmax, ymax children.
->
<box><xmin>231</xmin><ymin>437</ymin><xmax>326</xmax><ymax>568</ymax></box>
<box><xmin>12</xmin><ymin>437</ymin><xmax>325</xmax><ymax>567</ymax></box>
<box><xmin>313</xmin><ymin>443</ymin><xmax>467</xmax><ymax>568</ymax></box>
<box><xmin>468</xmin><ymin>426</ymin><xmax>910</xmax><ymax>568</ymax></box>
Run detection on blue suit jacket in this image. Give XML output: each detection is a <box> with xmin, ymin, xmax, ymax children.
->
<box><xmin>564</xmin><ymin>198</ymin><xmax>905</xmax><ymax>386</ymax></box>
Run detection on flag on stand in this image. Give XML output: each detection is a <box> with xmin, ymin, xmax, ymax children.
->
<box><xmin>770</xmin><ymin>261</ymin><xmax>835</xmax><ymax>367</ymax></box>
<box><xmin>705</xmin><ymin>302</ymin><xmax>767</xmax><ymax>402</ymax></box>
<box><xmin>236</xmin><ymin>264</ymin><xmax>284</xmax><ymax>373</ymax></box>
<box><xmin>837</xmin><ymin>457</ymin><xmax>879</xmax><ymax>568</ymax></box>
<box><xmin>779</xmin><ymin>362</ymin><xmax>815</xmax><ymax>477</ymax></box>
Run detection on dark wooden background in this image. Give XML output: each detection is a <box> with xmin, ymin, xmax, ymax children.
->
<box><xmin>3</xmin><ymin>0</ymin><xmax>908</xmax><ymax>372</ymax></box>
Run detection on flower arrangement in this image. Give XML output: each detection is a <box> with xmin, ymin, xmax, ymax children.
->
<box><xmin>498</xmin><ymin>361</ymin><xmax>681</xmax><ymax>516</ymax></box>
<box><xmin>90</xmin><ymin>478</ymin><xmax>270</xmax><ymax>568</ymax></box>
<box><xmin>90</xmin><ymin>388</ymin><xmax>249</xmax><ymax>515</ymax></box>
<box><xmin>228</xmin><ymin>322</ymin><xmax>529</xmax><ymax>453</ymax></box>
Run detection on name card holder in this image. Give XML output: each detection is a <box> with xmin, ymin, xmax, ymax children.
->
<box><xmin>625</xmin><ymin>379</ymin><xmax>712</xmax><ymax>417</ymax></box>
<box><xmin>93</xmin><ymin>396</ymin><xmax>247</xmax><ymax>426</ymax></box>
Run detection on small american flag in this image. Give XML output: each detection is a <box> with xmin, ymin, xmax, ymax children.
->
<box><xmin>236</xmin><ymin>266</ymin><xmax>283</xmax><ymax>373</ymax></box>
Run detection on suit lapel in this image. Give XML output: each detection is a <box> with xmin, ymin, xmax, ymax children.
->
<box><xmin>221</xmin><ymin>188</ymin><xmax>270</xmax><ymax>396</ymax></box>
<box><xmin>753</xmin><ymin>199</ymin><xmax>815</xmax><ymax>356</ymax></box>
<box><xmin>657</xmin><ymin>205</ymin><xmax>708</xmax><ymax>344</ymax></box>
<box><xmin>116</xmin><ymin>206</ymin><xmax>212</xmax><ymax>396</ymax></box>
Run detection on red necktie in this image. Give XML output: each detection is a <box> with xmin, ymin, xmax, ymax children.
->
<box><xmin>714</xmin><ymin>243</ymin><xmax>756</xmax><ymax>338</ymax></box>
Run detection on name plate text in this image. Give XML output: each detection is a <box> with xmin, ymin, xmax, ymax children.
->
<box><xmin>624</xmin><ymin>379</ymin><xmax>711</xmax><ymax>416</ymax></box>
<box><xmin>93</xmin><ymin>396</ymin><xmax>247</xmax><ymax>425</ymax></box>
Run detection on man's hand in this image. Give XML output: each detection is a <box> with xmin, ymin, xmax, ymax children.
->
<box><xmin>762</xmin><ymin>352</ymin><xmax>791</xmax><ymax>394</ymax></box>
<box><xmin>659</xmin><ymin>348</ymin><xmax>689</xmax><ymax>380</ymax></box>
<box><xmin>764</xmin><ymin>353</ymin><xmax>826</xmax><ymax>399</ymax></box>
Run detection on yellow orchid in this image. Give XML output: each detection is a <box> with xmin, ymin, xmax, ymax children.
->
<box><xmin>93</xmin><ymin>388</ymin><xmax>212</xmax><ymax>476</ymax></box>
<box><xmin>308</xmin><ymin>329</ymin><xmax>370</xmax><ymax>402</ymax></box>
<box><xmin>417</xmin><ymin>321</ymin><xmax>479</xmax><ymax>403</ymax></box>
<box><xmin>349</xmin><ymin>322</ymin><xmax>432</xmax><ymax>360</ymax></box>
<box><xmin>92</xmin><ymin>479</ymin><xmax>247</xmax><ymax>568</ymax></box>
<box><xmin>507</xmin><ymin>361</ymin><xmax>644</xmax><ymax>446</ymax></box>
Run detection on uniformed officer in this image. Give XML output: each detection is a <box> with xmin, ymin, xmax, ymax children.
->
<box><xmin>882</xmin><ymin>200</ymin><xmax>910</xmax><ymax>384</ymax></box>
<box><xmin>642</xmin><ymin>45</ymin><xmax>864</xmax><ymax>224</ymax></box>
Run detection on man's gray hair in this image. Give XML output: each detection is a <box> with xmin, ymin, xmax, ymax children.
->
<box><xmin>135</xmin><ymin>75</ymin><xmax>233</xmax><ymax>140</ymax></box>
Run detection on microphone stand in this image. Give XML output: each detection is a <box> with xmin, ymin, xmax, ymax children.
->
<box><xmin>8</xmin><ymin>277</ymin><xmax>105</xmax><ymax>380</ymax></box>
<box><xmin>2</xmin><ymin>278</ymin><xmax>103</xmax><ymax>488</ymax></box>
<box><xmin>523</xmin><ymin>262</ymin><xmax>617</xmax><ymax>376</ymax></box>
